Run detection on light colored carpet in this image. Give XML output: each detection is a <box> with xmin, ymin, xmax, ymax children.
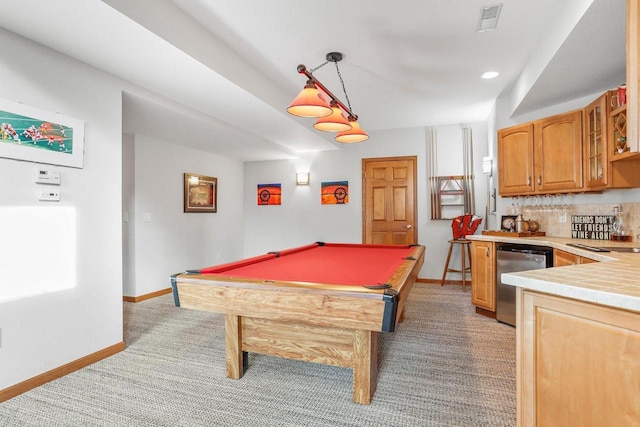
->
<box><xmin>0</xmin><ymin>284</ymin><xmax>516</xmax><ymax>426</ymax></box>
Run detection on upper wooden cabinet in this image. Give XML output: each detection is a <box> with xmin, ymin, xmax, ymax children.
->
<box><xmin>627</xmin><ymin>0</ymin><xmax>639</xmax><ymax>155</ymax></box>
<box><xmin>498</xmin><ymin>123</ymin><xmax>535</xmax><ymax>195</ymax></box>
<box><xmin>498</xmin><ymin>110</ymin><xmax>583</xmax><ymax>196</ymax></box>
<box><xmin>533</xmin><ymin>110</ymin><xmax>584</xmax><ymax>193</ymax></box>
<box><xmin>584</xmin><ymin>91</ymin><xmax>611</xmax><ymax>189</ymax></box>
<box><xmin>584</xmin><ymin>90</ymin><xmax>640</xmax><ymax>190</ymax></box>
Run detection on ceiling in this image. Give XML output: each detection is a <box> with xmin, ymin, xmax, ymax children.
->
<box><xmin>0</xmin><ymin>0</ymin><xmax>626</xmax><ymax>161</ymax></box>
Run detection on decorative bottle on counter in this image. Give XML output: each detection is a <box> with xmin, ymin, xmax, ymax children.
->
<box><xmin>611</xmin><ymin>205</ymin><xmax>631</xmax><ymax>242</ymax></box>
<box><xmin>515</xmin><ymin>214</ymin><xmax>526</xmax><ymax>233</ymax></box>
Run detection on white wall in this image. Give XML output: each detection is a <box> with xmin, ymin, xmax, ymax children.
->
<box><xmin>122</xmin><ymin>133</ymin><xmax>135</xmax><ymax>295</ymax></box>
<box><xmin>243</xmin><ymin>124</ymin><xmax>489</xmax><ymax>280</ymax></box>
<box><xmin>0</xmin><ymin>29</ymin><xmax>123</xmax><ymax>389</ymax></box>
<box><xmin>126</xmin><ymin>135</ymin><xmax>244</xmax><ymax>296</ymax></box>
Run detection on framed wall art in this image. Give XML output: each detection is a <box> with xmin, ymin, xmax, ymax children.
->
<box><xmin>184</xmin><ymin>173</ymin><xmax>217</xmax><ymax>213</ymax></box>
<box><xmin>500</xmin><ymin>215</ymin><xmax>517</xmax><ymax>232</ymax></box>
<box><xmin>257</xmin><ymin>183</ymin><xmax>281</xmax><ymax>205</ymax></box>
<box><xmin>0</xmin><ymin>98</ymin><xmax>85</xmax><ymax>168</ymax></box>
<box><xmin>321</xmin><ymin>181</ymin><xmax>349</xmax><ymax>204</ymax></box>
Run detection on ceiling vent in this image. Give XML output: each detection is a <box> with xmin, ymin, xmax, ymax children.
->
<box><xmin>478</xmin><ymin>3</ymin><xmax>503</xmax><ymax>32</ymax></box>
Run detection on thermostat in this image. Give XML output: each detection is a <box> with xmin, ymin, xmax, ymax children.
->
<box><xmin>34</xmin><ymin>168</ymin><xmax>61</xmax><ymax>185</ymax></box>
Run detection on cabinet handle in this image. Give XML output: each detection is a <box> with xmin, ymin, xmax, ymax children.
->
<box><xmin>485</xmin><ymin>247</ymin><xmax>489</xmax><ymax>257</ymax></box>
<box><xmin>538</xmin><ymin>175</ymin><xmax>542</xmax><ymax>185</ymax></box>
<box><xmin>527</xmin><ymin>176</ymin><xmax>531</xmax><ymax>186</ymax></box>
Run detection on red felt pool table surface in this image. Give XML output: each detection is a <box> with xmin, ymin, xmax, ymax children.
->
<box><xmin>196</xmin><ymin>242</ymin><xmax>415</xmax><ymax>287</ymax></box>
<box><xmin>171</xmin><ymin>242</ymin><xmax>425</xmax><ymax>405</ymax></box>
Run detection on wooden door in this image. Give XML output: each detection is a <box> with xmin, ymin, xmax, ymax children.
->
<box><xmin>497</xmin><ymin>123</ymin><xmax>535</xmax><ymax>195</ymax></box>
<box><xmin>362</xmin><ymin>156</ymin><xmax>417</xmax><ymax>245</ymax></box>
<box><xmin>534</xmin><ymin>110</ymin><xmax>583</xmax><ymax>193</ymax></box>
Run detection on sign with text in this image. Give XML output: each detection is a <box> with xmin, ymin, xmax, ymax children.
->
<box><xmin>571</xmin><ymin>215</ymin><xmax>614</xmax><ymax>240</ymax></box>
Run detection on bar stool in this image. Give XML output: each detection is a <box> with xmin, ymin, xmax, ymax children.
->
<box><xmin>440</xmin><ymin>214</ymin><xmax>482</xmax><ymax>291</ymax></box>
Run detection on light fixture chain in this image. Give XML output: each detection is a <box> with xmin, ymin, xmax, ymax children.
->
<box><xmin>310</xmin><ymin>60</ymin><xmax>329</xmax><ymax>73</ymax></box>
<box><xmin>334</xmin><ymin>61</ymin><xmax>353</xmax><ymax>112</ymax></box>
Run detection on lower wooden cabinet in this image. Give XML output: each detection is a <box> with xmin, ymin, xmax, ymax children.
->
<box><xmin>471</xmin><ymin>241</ymin><xmax>495</xmax><ymax>311</ymax></box>
<box><xmin>553</xmin><ymin>249</ymin><xmax>598</xmax><ymax>266</ymax></box>
<box><xmin>517</xmin><ymin>290</ymin><xmax>640</xmax><ymax>426</ymax></box>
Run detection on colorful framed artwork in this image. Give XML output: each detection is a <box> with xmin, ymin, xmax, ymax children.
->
<box><xmin>184</xmin><ymin>173</ymin><xmax>217</xmax><ymax>213</ymax></box>
<box><xmin>321</xmin><ymin>181</ymin><xmax>349</xmax><ymax>204</ymax></box>
<box><xmin>257</xmin><ymin>183</ymin><xmax>281</xmax><ymax>205</ymax></box>
<box><xmin>0</xmin><ymin>98</ymin><xmax>84</xmax><ymax>168</ymax></box>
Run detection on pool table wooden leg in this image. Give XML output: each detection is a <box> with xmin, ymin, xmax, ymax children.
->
<box><xmin>225</xmin><ymin>314</ymin><xmax>244</xmax><ymax>379</ymax></box>
<box><xmin>352</xmin><ymin>329</ymin><xmax>377</xmax><ymax>405</ymax></box>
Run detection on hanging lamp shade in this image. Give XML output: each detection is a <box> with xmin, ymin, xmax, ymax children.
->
<box><xmin>335</xmin><ymin>117</ymin><xmax>369</xmax><ymax>143</ymax></box>
<box><xmin>287</xmin><ymin>79</ymin><xmax>333</xmax><ymax>118</ymax></box>
<box><xmin>313</xmin><ymin>100</ymin><xmax>352</xmax><ymax>132</ymax></box>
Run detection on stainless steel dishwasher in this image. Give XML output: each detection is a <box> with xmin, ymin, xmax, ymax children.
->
<box><xmin>496</xmin><ymin>244</ymin><xmax>553</xmax><ymax>326</ymax></box>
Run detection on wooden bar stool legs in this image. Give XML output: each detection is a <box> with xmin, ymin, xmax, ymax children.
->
<box><xmin>440</xmin><ymin>239</ymin><xmax>472</xmax><ymax>291</ymax></box>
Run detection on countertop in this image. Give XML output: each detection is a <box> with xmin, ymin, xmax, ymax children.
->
<box><xmin>466</xmin><ymin>233</ymin><xmax>640</xmax><ymax>312</ymax></box>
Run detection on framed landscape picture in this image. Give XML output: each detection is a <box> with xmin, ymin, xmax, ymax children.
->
<box><xmin>0</xmin><ymin>98</ymin><xmax>84</xmax><ymax>168</ymax></box>
<box><xmin>184</xmin><ymin>173</ymin><xmax>217</xmax><ymax>213</ymax></box>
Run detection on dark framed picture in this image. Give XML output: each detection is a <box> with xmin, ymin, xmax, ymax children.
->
<box><xmin>184</xmin><ymin>173</ymin><xmax>217</xmax><ymax>213</ymax></box>
<box><xmin>501</xmin><ymin>215</ymin><xmax>517</xmax><ymax>232</ymax></box>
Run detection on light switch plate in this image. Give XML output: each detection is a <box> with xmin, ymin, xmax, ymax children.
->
<box><xmin>39</xmin><ymin>189</ymin><xmax>61</xmax><ymax>201</ymax></box>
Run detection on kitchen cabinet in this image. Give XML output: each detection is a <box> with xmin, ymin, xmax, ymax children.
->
<box><xmin>607</xmin><ymin>99</ymin><xmax>640</xmax><ymax>187</ymax></box>
<box><xmin>584</xmin><ymin>90</ymin><xmax>640</xmax><ymax>189</ymax></box>
<box><xmin>553</xmin><ymin>249</ymin><xmax>598</xmax><ymax>267</ymax></box>
<box><xmin>597</xmin><ymin>0</ymin><xmax>640</xmax><ymax>189</ymax></box>
<box><xmin>498</xmin><ymin>110</ymin><xmax>583</xmax><ymax>196</ymax></box>
<box><xmin>533</xmin><ymin>110</ymin><xmax>584</xmax><ymax>193</ymax></box>
<box><xmin>626</xmin><ymin>0</ymin><xmax>639</xmax><ymax>156</ymax></box>
<box><xmin>609</xmin><ymin>103</ymin><xmax>628</xmax><ymax>156</ymax></box>
<box><xmin>584</xmin><ymin>91</ymin><xmax>611</xmax><ymax>189</ymax></box>
<box><xmin>471</xmin><ymin>241</ymin><xmax>495</xmax><ymax>313</ymax></box>
<box><xmin>517</xmin><ymin>290</ymin><xmax>640</xmax><ymax>426</ymax></box>
<box><xmin>498</xmin><ymin>123</ymin><xmax>534</xmax><ymax>195</ymax></box>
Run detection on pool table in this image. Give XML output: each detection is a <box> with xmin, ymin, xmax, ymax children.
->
<box><xmin>171</xmin><ymin>242</ymin><xmax>425</xmax><ymax>404</ymax></box>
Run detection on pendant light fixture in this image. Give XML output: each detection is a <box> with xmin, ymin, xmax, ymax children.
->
<box><xmin>286</xmin><ymin>79</ymin><xmax>332</xmax><ymax>118</ymax></box>
<box><xmin>335</xmin><ymin>116</ymin><xmax>369</xmax><ymax>143</ymax></box>
<box><xmin>287</xmin><ymin>52</ymin><xmax>368</xmax><ymax>143</ymax></box>
<box><xmin>313</xmin><ymin>100</ymin><xmax>352</xmax><ymax>132</ymax></box>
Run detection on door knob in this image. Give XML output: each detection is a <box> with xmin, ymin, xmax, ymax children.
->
<box><xmin>406</xmin><ymin>225</ymin><xmax>412</xmax><ymax>229</ymax></box>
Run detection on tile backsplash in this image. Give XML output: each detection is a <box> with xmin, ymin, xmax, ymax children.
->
<box><xmin>506</xmin><ymin>201</ymin><xmax>640</xmax><ymax>242</ymax></box>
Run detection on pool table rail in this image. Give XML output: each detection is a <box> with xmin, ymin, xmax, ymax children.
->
<box><xmin>172</xmin><ymin>277</ymin><xmax>396</xmax><ymax>332</ymax></box>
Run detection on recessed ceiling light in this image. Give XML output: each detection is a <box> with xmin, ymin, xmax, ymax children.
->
<box><xmin>482</xmin><ymin>71</ymin><xmax>499</xmax><ymax>79</ymax></box>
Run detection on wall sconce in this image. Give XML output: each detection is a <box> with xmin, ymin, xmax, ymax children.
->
<box><xmin>287</xmin><ymin>52</ymin><xmax>369</xmax><ymax>143</ymax></box>
<box><xmin>296</xmin><ymin>173</ymin><xmax>310</xmax><ymax>185</ymax></box>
